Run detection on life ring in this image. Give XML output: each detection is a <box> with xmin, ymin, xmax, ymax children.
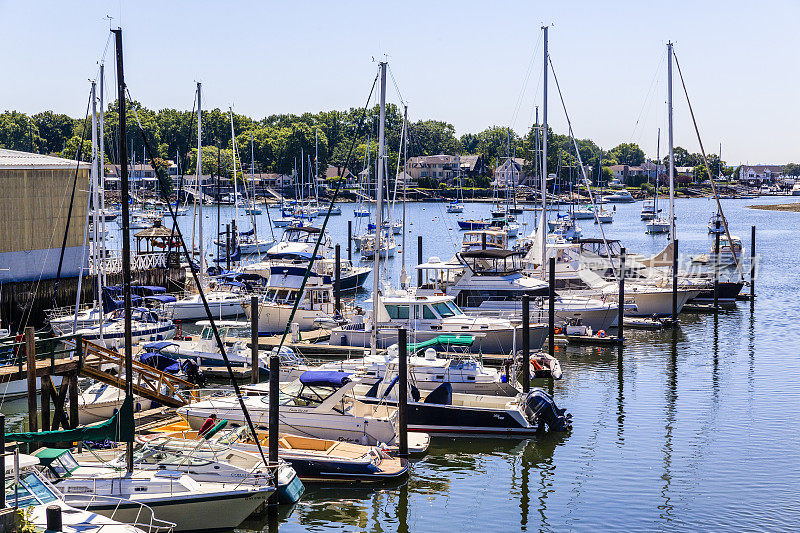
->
<box><xmin>597</xmin><ymin>330</ymin><xmax>606</xmax><ymax>338</ymax></box>
<box><xmin>554</xmin><ymin>326</ymin><xmax>562</xmax><ymax>334</ymax></box>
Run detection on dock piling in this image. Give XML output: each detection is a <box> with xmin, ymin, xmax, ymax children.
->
<box><xmin>24</xmin><ymin>328</ymin><xmax>37</xmax><ymax>440</ymax></box>
<box><xmin>347</xmin><ymin>220</ymin><xmax>352</xmax><ymax>262</ymax></box>
<box><xmin>0</xmin><ymin>414</ymin><xmax>5</xmax><ymax>508</ymax></box>
<box><xmin>45</xmin><ymin>505</ymin><xmax>62</xmax><ymax>532</ymax></box>
<box><xmin>714</xmin><ymin>220</ymin><xmax>720</xmax><ymax>312</ymax></box>
<box><xmin>549</xmin><ymin>257</ymin><xmax>555</xmax><ymax>358</ymax></box>
<box><xmin>750</xmin><ymin>225</ymin><xmax>756</xmax><ymax>300</ymax></box>
<box><xmin>251</xmin><ymin>296</ymin><xmax>259</xmax><ymax>385</ymax></box>
<box><xmin>417</xmin><ymin>236</ymin><xmax>423</xmax><ymax>287</ymax></box>
<box><xmin>334</xmin><ymin>244</ymin><xmax>341</xmax><ymax>316</ymax></box>
<box><xmin>618</xmin><ymin>248</ymin><xmax>625</xmax><ymax>342</ymax></box>
<box><xmin>268</xmin><ymin>351</ymin><xmax>279</xmax><ymax>466</ymax></box>
<box><xmin>226</xmin><ymin>224</ymin><xmax>231</xmax><ymax>270</ymax></box>
<box><xmin>521</xmin><ymin>295</ymin><xmax>530</xmax><ymax>393</ymax></box>
<box><xmin>398</xmin><ymin>328</ymin><xmax>409</xmax><ymax>457</ymax></box>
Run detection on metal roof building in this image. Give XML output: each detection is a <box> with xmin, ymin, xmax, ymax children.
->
<box><xmin>0</xmin><ymin>149</ymin><xmax>91</xmax><ymax>283</ymax></box>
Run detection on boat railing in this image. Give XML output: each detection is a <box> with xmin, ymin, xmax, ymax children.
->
<box><xmin>62</xmin><ymin>492</ymin><xmax>176</xmax><ymax>533</ymax></box>
<box><xmin>45</xmin><ymin>302</ymin><xmax>99</xmax><ymax>321</ymax></box>
<box><xmin>178</xmin><ymin>387</ymin><xmax>239</xmax><ymax>403</ymax></box>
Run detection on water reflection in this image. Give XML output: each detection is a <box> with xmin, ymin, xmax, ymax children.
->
<box><xmin>617</xmin><ymin>345</ymin><xmax>625</xmax><ymax>445</ymax></box>
<box><xmin>659</xmin><ymin>328</ymin><xmax>679</xmax><ymax>522</ymax></box>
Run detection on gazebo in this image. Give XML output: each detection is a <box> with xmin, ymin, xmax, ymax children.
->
<box><xmin>134</xmin><ymin>221</ymin><xmax>177</xmax><ymax>253</ymax></box>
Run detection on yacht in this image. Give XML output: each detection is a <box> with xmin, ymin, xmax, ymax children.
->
<box><xmin>329</xmin><ymin>290</ymin><xmax>547</xmax><ymax>355</ymax></box>
<box><xmin>572</xmin><ymin>205</ymin><xmax>595</xmax><ymax>220</ymax></box>
<box><xmin>603</xmin><ymin>189</ymin><xmax>635</xmax><ymax>203</ymax></box>
<box><xmin>242</xmin><ymin>265</ymin><xmax>351</xmax><ymax>334</ymax></box>
<box><xmin>461</xmin><ymin>230</ymin><xmax>508</xmax><ymax>252</ymax></box>
<box><xmin>640</xmin><ymin>200</ymin><xmax>659</xmax><ymax>220</ymax></box>
<box><xmin>645</xmin><ymin>218</ymin><xmax>671</xmax><ymax>234</ymax></box>
<box><xmin>162</xmin><ymin>283</ymin><xmax>245</xmax><ymax>321</ymax></box>
<box><xmin>416</xmin><ymin>250</ymin><xmax>620</xmax><ymax>332</ymax></box>
<box><xmin>178</xmin><ymin>371</ymin><xmax>431</xmax><ymax>452</ymax></box>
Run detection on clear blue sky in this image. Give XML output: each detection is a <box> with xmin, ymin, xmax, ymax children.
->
<box><xmin>1</xmin><ymin>0</ymin><xmax>797</xmax><ymax>164</ymax></box>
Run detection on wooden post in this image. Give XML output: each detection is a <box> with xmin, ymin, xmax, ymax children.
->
<box><xmin>347</xmin><ymin>220</ymin><xmax>352</xmax><ymax>262</ymax></box>
<box><xmin>25</xmin><ymin>327</ymin><xmax>37</xmax><ymax>440</ymax></box>
<box><xmin>40</xmin><ymin>377</ymin><xmax>51</xmax><ymax>433</ymax></box>
<box><xmin>68</xmin><ymin>373</ymin><xmax>79</xmax><ymax>429</ymax></box>
<box><xmin>521</xmin><ymin>295</ymin><xmax>530</xmax><ymax>393</ymax></box>
<box><xmin>672</xmin><ymin>239</ymin><xmax>678</xmax><ymax>324</ymax></box>
<box><xmin>416</xmin><ymin>235</ymin><xmax>423</xmax><ymax>287</ymax></box>
<box><xmin>714</xmin><ymin>220</ymin><xmax>720</xmax><ymax>312</ymax></box>
<box><xmin>225</xmin><ymin>223</ymin><xmax>231</xmax><ymax>271</ymax></box>
<box><xmin>397</xmin><ymin>328</ymin><xmax>408</xmax><ymax>457</ymax></box>
<box><xmin>334</xmin><ymin>244</ymin><xmax>341</xmax><ymax>316</ymax></box>
<box><xmin>548</xmin><ymin>257</ymin><xmax>555</xmax><ymax>357</ymax></box>
<box><xmin>268</xmin><ymin>351</ymin><xmax>279</xmax><ymax>467</ymax></box>
<box><xmin>750</xmin><ymin>225</ymin><xmax>756</xmax><ymax>300</ymax></box>
<box><xmin>250</xmin><ymin>296</ymin><xmax>259</xmax><ymax>385</ymax></box>
<box><xmin>618</xmin><ymin>248</ymin><xmax>625</xmax><ymax>342</ymax></box>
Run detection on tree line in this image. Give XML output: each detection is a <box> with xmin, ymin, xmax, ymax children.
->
<box><xmin>0</xmin><ymin>104</ymin><xmax>783</xmax><ymax>185</ymax></box>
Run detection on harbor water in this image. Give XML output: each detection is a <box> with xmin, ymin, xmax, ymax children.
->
<box><xmin>5</xmin><ymin>196</ymin><xmax>800</xmax><ymax>531</ymax></box>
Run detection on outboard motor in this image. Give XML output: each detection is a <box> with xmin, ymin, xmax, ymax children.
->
<box><xmin>521</xmin><ymin>389</ymin><xmax>572</xmax><ymax>432</ymax></box>
<box><xmin>182</xmin><ymin>359</ymin><xmax>206</xmax><ymax>387</ymax></box>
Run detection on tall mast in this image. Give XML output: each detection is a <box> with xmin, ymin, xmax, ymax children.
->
<box><xmin>229</xmin><ymin>107</ymin><xmax>240</xmax><ymax>238</ymax></box>
<box><xmin>100</xmin><ymin>63</ymin><xmax>106</xmax><ymax>294</ymax></box>
<box><xmin>654</xmin><ymin>129</ymin><xmax>661</xmax><ymax>213</ymax></box>
<box><xmin>667</xmin><ymin>41</ymin><xmax>675</xmax><ymax>241</ymax></box>
<box><xmin>197</xmin><ymin>83</ymin><xmax>204</xmax><ymax>287</ymax></box>
<box><xmin>90</xmin><ymin>81</ymin><xmax>102</xmax><ymax>341</ymax></box>
<box><xmin>112</xmin><ymin>27</ymin><xmax>134</xmax><ymax>473</ymax></box>
<box><xmin>540</xmin><ymin>25</ymin><xmax>549</xmax><ymax>280</ymax></box>
<box><xmin>371</xmin><ymin>61</ymin><xmax>387</xmax><ymax>357</ymax></box>
<box><xmin>400</xmin><ymin>104</ymin><xmax>408</xmax><ymax>288</ymax></box>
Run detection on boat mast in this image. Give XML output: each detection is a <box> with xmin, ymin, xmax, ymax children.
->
<box><xmin>400</xmin><ymin>104</ymin><xmax>408</xmax><ymax>288</ymax></box>
<box><xmin>540</xmin><ymin>25</ymin><xmax>549</xmax><ymax>280</ymax></box>
<box><xmin>99</xmin><ymin>64</ymin><xmax>107</xmax><ymax>291</ymax></box>
<box><xmin>229</xmin><ymin>108</ymin><xmax>240</xmax><ymax>237</ymax></box>
<box><xmin>90</xmin><ymin>81</ymin><xmax>102</xmax><ymax>341</ymax></box>
<box><xmin>197</xmin><ymin>83</ymin><xmax>204</xmax><ymax>288</ymax></box>
<box><xmin>667</xmin><ymin>41</ymin><xmax>675</xmax><ymax>241</ymax></box>
<box><xmin>654</xmin><ymin>128</ymin><xmax>660</xmax><ymax>215</ymax></box>
<box><xmin>371</xmin><ymin>61</ymin><xmax>387</xmax><ymax>357</ymax></box>
<box><xmin>112</xmin><ymin>27</ymin><xmax>134</xmax><ymax>473</ymax></box>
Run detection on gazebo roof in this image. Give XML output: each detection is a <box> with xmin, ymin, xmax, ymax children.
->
<box><xmin>135</xmin><ymin>223</ymin><xmax>174</xmax><ymax>239</ymax></box>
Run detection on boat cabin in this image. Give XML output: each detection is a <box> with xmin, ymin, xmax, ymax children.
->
<box><xmin>459</xmin><ymin>249</ymin><xmax>524</xmax><ymax>276</ymax></box>
<box><xmin>461</xmin><ymin>230</ymin><xmax>508</xmax><ymax>252</ymax></box>
<box><xmin>377</xmin><ymin>294</ymin><xmax>466</xmax><ymax>323</ymax></box>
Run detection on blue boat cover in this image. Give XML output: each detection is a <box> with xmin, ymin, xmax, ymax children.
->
<box><xmin>143</xmin><ymin>341</ymin><xmax>177</xmax><ymax>350</ymax></box>
<box><xmin>138</xmin><ymin>352</ymin><xmax>181</xmax><ymax>374</ymax></box>
<box><xmin>299</xmin><ymin>370</ymin><xmax>351</xmax><ymax>387</ymax></box>
<box><xmin>144</xmin><ymin>294</ymin><xmax>177</xmax><ymax>303</ymax></box>
<box><xmin>131</xmin><ymin>285</ymin><xmax>167</xmax><ymax>296</ymax></box>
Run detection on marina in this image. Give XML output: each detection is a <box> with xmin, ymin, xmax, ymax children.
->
<box><xmin>0</xmin><ymin>8</ymin><xmax>798</xmax><ymax>533</ymax></box>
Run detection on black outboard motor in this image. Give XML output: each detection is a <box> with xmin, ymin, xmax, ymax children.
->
<box><xmin>521</xmin><ymin>389</ymin><xmax>572</xmax><ymax>432</ymax></box>
<box><xmin>182</xmin><ymin>359</ymin><xmax>206</xmax><ymax>387</ymax></box>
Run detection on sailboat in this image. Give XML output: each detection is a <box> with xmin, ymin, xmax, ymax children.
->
<box><xmin>447</xmin><ymin>155</ymin><xmax>465</xmax><ymax>213</ymax></box>
<box><xmin>646</xmin><ymin>129</ymin><xmax>670</xmax><ymax>234</ymax></box>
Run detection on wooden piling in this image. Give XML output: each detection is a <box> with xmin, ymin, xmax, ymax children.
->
<box><xmin>24</xmin><ymin>327</ymin><xmax>37</xmax><ymax>441</ymax></box>
<box><xmin>251</xmin><ymin>296</ymin><xmax>259</xmax><ymax>385</ymax></box>
<box><xmin>68</xmin><ymin>373</ymin><xmax>79</xmax><ymax>429</ymax></box>
<box><xmin>714</xmin><ymin>220</ymin><xmax>720</xmax><ymax>312</ymax></box>
<box><xmin>397</xmin><ymin>328</ymin><xmax>409</xmax><ymax>457</ymax></box>
<box><xmin>521</xmin><ymin>295</ymin><xmax>530</xmax><ymax>393</ymax></box>
<box><xmin>268</xmin><ymin>352</ymin><xmax>279</xmax><ymax>466</ymax></box>
<box><xmin>347</xmin><ymin>220</ymin><xmax>352</xmax><ymax>262</ymax></box>
<box><xmin>226</xmin><ymin>224</ymin><xmax>231</xmax><ymax>270</ymax></box>
<box><xmin>40</xmin><ymin>377</ymin><xmax>51</xmax><ymax>433</ymax></box>
<box><xmin>334</xmin><ymin>244</ymin><xmax>341</xmax><ymax>316</ymax></box>
<box><xmin>548</xmin><ymin>257</ymin><xmax>555</xmax><ymax>358</ymax></box>
<box><xmin>618</xmin><ymin>248</ymin><xmax>625</xmax><ymax>342</ymax></box>
<box><xmin>750</xmin><ymin>225</ymin><xmax>756</xmax><ymax>300</ymax></box>
<box><xmin>417</xmin><ymin>236</ymin><xmax>423</xmax><ymax>287</ymax></box>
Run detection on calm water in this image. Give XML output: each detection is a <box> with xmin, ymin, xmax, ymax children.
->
<box><xmin>9</xmin><ymin>195</ymin><xmax>800</xmax><ymax>531</ymax></box>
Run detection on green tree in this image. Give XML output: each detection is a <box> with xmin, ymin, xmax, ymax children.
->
<box><xmin>32</xmin><ymin>111</ymin><xmax>73</xmax><ymax>154</ymax></box>
<box><xmin>0</xmin><ymin>111</ymin><xmax>42</xmax><ymax>152</ymax></box>
<box><xmin>608</xmin><ymin>142</ymin><xmax>645</xmax><ymax>166</ymax></box>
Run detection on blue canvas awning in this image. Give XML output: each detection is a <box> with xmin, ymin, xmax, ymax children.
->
<box><xmin>299</xmin><ymin>371</ymin><xmax>351</xmax><ymax>388</ymax></box>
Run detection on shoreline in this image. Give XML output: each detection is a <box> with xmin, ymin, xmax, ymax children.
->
<box><xmin>748</xmin><ymin>202</ymin><xmax>800</xmax><ymax>212</ymax></box>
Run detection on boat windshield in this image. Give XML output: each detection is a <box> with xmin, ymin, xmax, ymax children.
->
<box><xmin>6</xmin><ymin>472</ymin><xmax>59</xmax><ymax>507</ymax></box>
<box><xmin>264</xmin><ymin>380</ymin><xmax>341</xmax><ymax>407</ymax></box>
<box><xmin>433</xmin><ymin>302</ymin><xmax>456</xmax><ymax>318</ymax></box>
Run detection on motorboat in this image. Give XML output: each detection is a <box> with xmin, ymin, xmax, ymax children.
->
<box><xmin>242</xmin><ymin>265</ymin><xmax>351</xmax><ymax>334</ymax></box>
<box><xmin>5</xmin><ymin>453</ymin><xmax>162</xmax><ymax>533</ymax></box>
<box><xmin>457</xmin><ymin>219</ymin><xmax>490</xmax><ymax>230</ymax></box>
<box><xmin>178</xmin><ymin>371</ymin><xmax>431</xmax><ymax>452</ymax></box>
<box><xmin>353</xmin><ymin>366</ymin><xmax>571</xmax><ymax>437</ymax></box>
<box><xmin>360</xmin><ymin>233</ymin><xmax>396</xmax><ymax>259</ymax></box>
<box><xmin>70</xmin><ymin>437</ymin><xmax>304</xmax><ymax>505</ymax></box>
<box><xmin>162</xmin><ymin>283</ymin><xmax>245</xmax><ymax>321</ymax></box>
<box><xmin>640</xmin><ymin>200</ymin><xmax>659</xmax><ymax>220</ymax></box>
<box><xmin>594</xmin><ymin>209</ymin><xmax>613</xmax><ymax>224</ymax></box>
<box><xmin>488</xmin><ymin>216</ymin><xmax>520</xmax><ymax>238</ymax></box>
<box><xmin>461</xmin><ymin>230</ymin><xmax>508</xmax><ymax>252</ymax></box>
<box><xmin>692</xmin><ymin>235</ymin><xmax>743</xmax><ymax>266</ymax></box>
<box><xmin>34</xmin><ymin>448</ymin><xmax>273</xmax><ymax>532</ymax></box>
<box><xmin>75</xmin><ymin>381</ymin><xmax>159</xmax><ymax>425</ymax></box>
<box><xmin>707</xmin><ymin>213</ymin><xmax>725</xmax><ymax>234</ymax></box>
<box><xmin>75</xmin><ymin>307</ymin><xmax>176</xmax><ymax>349</ymax></box>
<box><xmin>318</xmin><ymin>338</ymin><xmax>519</xmax><ymax>396</ymax></box>
<box><xmin>329</xmin><ymin>290</ymin><xmax>548</xmax><ymax>355</ymax></box>
<box><xmin>603</xmin><ymin>189</ymin><xmax>635</xmax><ymax>203</ymax></box>
<box><xmin>264</xmin><ymin>226</ymin><xmax>331</xmax><ymax>261</ymax></box>
<box><xmin>147</xmin><ymin>423</ymin><xmax>409</xmax><ymax>484</ymax></box>
<box><xmin>572</xmin><ymin>206</ymin><xmax>595</xmax><ymax>220</ymax></box>
<box><xmin>645</xmin><ymin>218</ymin><xmax>670</xmax><ymax>234</ymax></box>
<box><xmin>416</xmin><ymin>250</ymin><xmax>620</xmax><ymax>332</ymax></box>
